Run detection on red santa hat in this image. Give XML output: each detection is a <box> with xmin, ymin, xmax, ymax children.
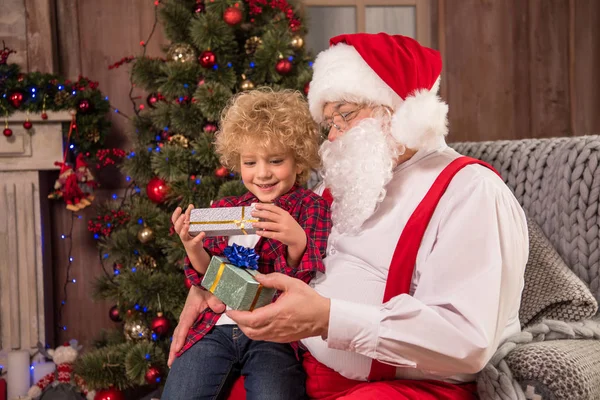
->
<box><xmin>308</xmin><ymin>32</ymin><xmax>448</xmax><ymax>150</ymax></box>
<box><xmin>75</xmin><ymin>153</ymin><xmax>88</xmax><ymax>169</ymax></box>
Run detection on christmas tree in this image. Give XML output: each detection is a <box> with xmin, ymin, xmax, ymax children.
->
<box><xmin>75</xmin><ymin>0</ymin><xmax>313</xmax><ymax>396</ymax></box>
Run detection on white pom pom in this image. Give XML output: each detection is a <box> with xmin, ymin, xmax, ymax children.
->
<box><xmin>27</xmin><ymin>385</ymin><xmax>42</xmax><ymax>399</ymax></box>
<box><xmin>391</xmin><ymin>88</ymin><xmax>448</xmax><ymax>151</ymax></box>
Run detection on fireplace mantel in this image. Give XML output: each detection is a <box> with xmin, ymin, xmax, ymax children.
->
<box><xmin>0</xmin><ymin>111</ymin><xmax>72</xmax><ymax>367</ymax></box>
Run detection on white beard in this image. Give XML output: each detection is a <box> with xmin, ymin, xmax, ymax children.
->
<box><xmin>319</xmin><ymin>118</ymin><xmax>399</xmax><ymax>235</ymax></box>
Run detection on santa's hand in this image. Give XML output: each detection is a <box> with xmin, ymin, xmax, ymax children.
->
<box><xmin>168</xmin><ymin>286</ymin><xmax>225</xmax><ymax>367</ymax></box>
<box><xmin>226</xmin><ymin>273</ymin><xmax>330</xmax><ymax>343</ymax></box>
<box><xmin>251</xmin><ymin>203</ymin><xmax>307</xmax><ymax>255</ymax></box>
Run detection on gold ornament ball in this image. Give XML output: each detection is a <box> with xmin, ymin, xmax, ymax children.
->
<box><xmin>137</xmin><ymin>226</ymin><xmax>155</xmax><ymax>244</ymax></box>
<box><xmin>124</xmin><ymin>319</ymin><xmax>151</xmax><ymax>341</ymax></box>
<box><xmin>167</xmin><ymin>43</ymin><xmax>197</xmax><ymax>64</ymax></box>
<box><xmin>245</xmin><ymin>36</ymin><xmax>262</xmax><ymax>55</ymax></box>
<box><xmin>240</xmin><ymin>79</ymin><xmax>255</xmax><ymax>91</ymax></box>
<box><xmin>169</xmin><ymin>134</ymin><xmax>189</xmax><ymax>148</ymax></box>
<box><xmin>290</xmin><ymin>36</ymin><xmax>304</xmax><ymax>50</ymax></box>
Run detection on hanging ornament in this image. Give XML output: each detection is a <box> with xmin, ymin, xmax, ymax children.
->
<box><xmin>245</xmin><ymin>36</ymin><xmax>262</xmax><ymax>54</ymax></box>
<box><xmin>146</xmin><ymin>177</ymin><xmax>169</xmax><ymax>204</ymax></box>
<box><xmin>185</xmin><ymin>276</ymin><xmax>193</xmax><ymax>290</ymax></box>
<box><xmin>198</xmin><ymin>50</ymin><xmax>216</xmax><ymax>68</ymax></box>
<box><xmin>303</xmin><ymin>82</ymin><xmax>310</xmax><ymax>96</ymax></box>
<box><xmin>240</xmin><ymin>74</ymin><xmax>255</xmax><ymax>91</ymax></box>
<box><xmin>290</xmin><ymin>35</ymin><xmax>304</xmax><ymax>50</ymax></box>
<box><xmin>194</xmin><ymin>0</ymin><xmax>205</xmax><ymax>13</ymax></box>
<box><xmin>8</xmin><ymin>90</ymin><xmax>24</xmax><ymax>108</ymax></box>
<box><xmin>223</xmin><ymin>6</ymin><xmax>243</xmax><ymax>25</ymax></box>
<box><xmin>167</xmin><ymin>43</ymin><xmax>197</xmax><ymax>64</ymax></box>
<box><xmin>275</xmin><ymin>59</ymin><xmax>293</xmax><ymax>75</ymax></box>
<box><xmin>203</xmin><ymin>122</ymin><xmax>218</xmax><ymax>134</ymax></box>
<box><xmin>137</xmin><ymin>225</ymin><xmax>155</xmax><ymax>244</ymax></box>
<box><xmin>145</xmin><ymin>366</ymin><xmax>162</xmax><ymax>385</ymax></box>
<box><xmin>215</xmin><ymin>166</ymin><xmax>229</xmax><ymax>178</ymax></box>
<box><xmin>109</xmin><ymin>305</ymin><xmax>122</xmax><ymax>322</ymax></box>
<box><xmin>17</xmin><ymin>73</ymin><xmax>24</xmax><ymax>82</ymax></box>
<box><xmin>77</xmin><ymin>99</ymin><xmax>93</xmax><ymax>114</ymax></box>
<box><xmin>41</xmin><ymin>112</ymin><xmax>48</xmax><ymax>120</ymax></box>
<box><xmin>54</xmin><ymin>90</ymin><xmax>70</xmax><ymax>106</ymax></box>
<box><xmin>135</xmin><ymin>255</ymin><xmax>158</xmax><ymax>271</ymax></box>
<box><xmin>124</xmin><ymin>319</ymin><xmax>151</xmax><ymax>341</ymax></box>
<box><xmin>147</xmin><ymin>93</ymin><xmax>160</xmax><ymax>108</ymax></box>
<box><xmin>23</xmin><ymin>120</ymin><xmax>32</xmax><ymax>130</ymax></box>
<box><xmin>3</xmin><ymin>128</ymin><xmax>13</xmax><ymax>137</ymax></box>
<box><xmin>169</xmin><ymin>134</ymin><xmax>189</xmax><ymax>148</ymax></box>
<box><xmin>86</xmin><ymin>129</ymin><xmax>101</xmax><ymax>143</ymax></box>
<box><xmin>151</xmin><ymin>312</ymin><xmax>171</xmax><ymax>336</ymax></box>
<box><xmin>94</xmin><ymin>388</ymin><xmax>125</xmax><ymax>400</ymax></box>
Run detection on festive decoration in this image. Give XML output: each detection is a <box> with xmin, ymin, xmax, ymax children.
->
<box><xmin>167</xmin><ymin>43</ymin><xmax>196</xmax><ymax>63</ymax></box>
<box><xmin>8</xmin><ymin>90</ymin><xmax>24</xmax><ymax>108</ymax></box>
<box><xmin>223</xmin><ymin>244</ymin><xmax>260</xmax><ymax>270</ymax></box>
<box><xmin>77</xmin><ymin>99</ymin><xmax>93</xmax><ymax>114</ymax></box>
<box><xmin>275</xmin><ymin>59</ymin><xmax>293</xmax><ymax>75</ymax></box>
<box><xmin>146</xmin><ymin>176</ymin><xmax>169</xmax><ymax>203</ymax></box>
<box><xmin>95</xmin><ymin>148</ymin><xmax>126</xmax><ymax>168</ymax></box>
<box><xmin>137</xmin><ymin>225</ymin><xmax>155</xmax><ymax>244</ymax></box>
<box><xmin>124</xmin><ymin>319</ymin><xmax>151</xmax><ymax>341</ymax></box>
<box><xmin>75</xmin><ymin>153</ymin><xmax>97</xmax><ymax>207</ymax></box>
<box><xmin>223</xmin><ymin>6</ymin><xmax>243</xmax><ymax>26</ymax></box>
<box><xmin>245</xmin><ymin>36</ymin><xmax>262</xmax><ymax>54</ymax></box>
<box><xmin>87</xmin><ymin>210</ymin><xmax>130</xmax><ymax>237</ymax></box>
<box><xmin>144</xmin><ymin>366</ymin><xmax>162</xmax><ymax>385</ymax></box>
<box><xmin>41</xmin><ymin>112</ymin><xmax>48</xmax><ymax>120</ymax></box>
<box><xmin>27</xmin><ymin>341</ymin><xmax>96</xmax><ymax>400</ymax></box>
<box><xmin>94</xmin><ymin>388</ymin><xmax>124</xmax><ymax>400</ymax></box>
<box><xmin>194</xmin><ymin>1</ymin><xmax>205</xmax><ymax>13</ymax></box>
<box><xmin>22</xmin><ymin>120</ymin><xmax>32</xmax><ymax>129</ymax></box>
<box><xmin>290</xmin><ymin>35</ymin><xmax>304</xmax><ymax>50</ymax></box>
<box><xmin>109</xmin><ymin>305</ymin><xmax>122</xmax><ymax>323</ymax></box>
<box><xmin>240</xmin><ymin>76</ymin><xmax>255</xmax><ymax>91</ymax></box>
<box><xmin>203</xmin><ymin>122</ymin><xmax>218</xmax><ymax>133</ymax></box>
<box><xmin>3</xmin><ymin>127</ymin><xmax>12</xmax><ymax>137</ymax></box>
<box><xmin>151</xmin><ymin>312</ymin><xmax>171</xmax><ymax>336</ymax></box>
<box><xmin>1</xmin><ymin>42</ymin><xmax>17</xmax><ymax>64</ymax></box>
<box><xmin>146</xmin><ymin>93</ymin><xmax>161</xmax><ymax>108</ymax></box>
<box><xmin>135</xmin><ymin>255</ymin><xmax>157</xmax><ymax>271</ymax></box>
<box><xmin>303</xmin><ymin>81</ymin><xmax>310</xmax><ymax>96</ymax></box>
<box><xmin>113</xmin><ymin>263</ymin><xmax>123</xmax><ymax>273</ymax></box>
<box><xmin>169</xmin><ymin>133</ymin><xmax>189</xmax><ymax>148</ymax></box>
<box><xmin>215</xmin><ymin>166</ymin><xmax>229</xmax><ymax>177</ymax></box>
<box><xmin>48</xmin><ymin>161</ymin><xmax>86</xmax><ymax>211</ymax></box>
<box><xmin>198</xmin><ymin>50</ymin><xmax>216</xmax><ymax>68</ymax></box>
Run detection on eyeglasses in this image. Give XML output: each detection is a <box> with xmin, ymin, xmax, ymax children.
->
<box><xmin>319</xmin><ymin>106</ymin><xmax>364</xmax><ymax>134</ymax></box>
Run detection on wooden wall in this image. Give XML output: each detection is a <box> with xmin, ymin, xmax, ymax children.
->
<box><xmin>2</xmin><ymin>0</ymin><xmax>599</xmax><ymax>347</ymax></box>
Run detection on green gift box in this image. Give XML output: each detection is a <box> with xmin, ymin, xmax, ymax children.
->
<box><xmin>201</xmin><ymin>255</ymin><xmax>275</xmax><ymax>311</ymax></box>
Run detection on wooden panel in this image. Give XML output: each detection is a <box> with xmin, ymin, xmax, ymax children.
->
<box><xmin>24</xmin><ymin>0</ymin><xmax>57</xmax><ymax>73</ymax></box>
<box><xmin>0</xmin><ymin>0</ymin><xmax>28</xmax><ymax>69</ymax></box>
<box><xmin>443</xmin><ymin>0</ymin><xmax>525</xmax><ymax>142</ymax></box>
<box><xmin>573</xmin><ymin>0</ymin><xmax>600</xmax><ymax>136</ymax></box>
<box><xmin>55</xmin><ymin>0</ymin><xmax>82</xmax><ymax>76</ymax></box>
<box><xmin>528</xmin><ymin>0</ymin><xmax>571</xmax><ymax>138</ymax></box>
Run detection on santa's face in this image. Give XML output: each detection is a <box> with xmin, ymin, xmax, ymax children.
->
<box><xmin>321</xmin><ymin>102</ymin><xmax>374</xmax><ymax>142</ymax></box>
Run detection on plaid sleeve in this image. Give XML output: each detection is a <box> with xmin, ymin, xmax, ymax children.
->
<box><xmin>274</xmin><ymin>195</ymin><xmax>331</xmax><ymax>283</ymax></box>
<box><xmin>182</xmin><ymin>197</ymin><xmax>237</xmax><ymax>287</ymax></box>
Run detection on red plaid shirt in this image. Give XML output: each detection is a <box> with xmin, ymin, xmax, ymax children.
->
<box><xmin>179</xmin><ymin>185</ymin><xmax>331</xmax><ymax>355</ymax></box>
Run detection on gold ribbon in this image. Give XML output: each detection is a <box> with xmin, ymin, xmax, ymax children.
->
<box><xmin>190</xmin><ymin>206</ymin><xmax>259</xmax><ymax>235</ymax></box>
<box><xmin>249</xmin><ymin>284</ymin><xmax>263</xmax><ymax>311</ymax></box>
<box><xmin>208</xmin><ymin>263</ymin><xmax>226</xmax><ymax>293</ymax></box>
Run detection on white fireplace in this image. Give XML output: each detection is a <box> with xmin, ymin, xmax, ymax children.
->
<box><xmin>0</xmin><ymin>111</ymin><xmax>71</xmax><ymax>368</ymax></box>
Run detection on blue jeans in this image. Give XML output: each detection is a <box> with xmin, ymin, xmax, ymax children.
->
<box><xmin>162</xmin><ymin>325</ymin><xmax>307</xmax><ymax>400</ymax></box>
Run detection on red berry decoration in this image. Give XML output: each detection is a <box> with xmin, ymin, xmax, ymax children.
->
<box><xmin>145</xmin><ymin>366</ymin><xmax>162</xmax><ymax>385</ymax></box>
<box><xmin>194</xmin><ymin>1</ymin><xmax>205</xmax><ymax>13</ymax></box>
<box><xmin>275</xmin><ymin>59</ymin><xmax>292</xmax><ymax>75</ymax></box>
<box><xmin>109</xmin><ymin>305</ymin><xmax>122</xmax><ymax>322</ymax></box>
<box><xmin>8</xmin><ymin>91</ymin><xmax>24</xmax><ymax>108</ymax></box>
<box><xmin>94</xmin><ymin>388</ymin><xmax>125</xmax><ymax>400</ymax></box>
<box><xmin>41</xmin><ymin>112</ymin><xmax>48</xmax><ymax>120</ymax></box>
<box><xmin>23</xmin><ymin>121</ymin><xmax>32</xmax><ymax>130</ymax></box>
<box><xmin>215</xmin><ymin>166</ymin><xmax>229</xmax><ymax>178</ymax></box>
<box><xmin>3</xmin><ymin>128</ymin><xmax>13</xmax><ymax>137</ymax></box>
<box><xmin>146</xmin><ymin>177</ymin><xmax>169</xmax><ymax>204</ymax></box>
<box><xmin>223</xmin><ymin>6</ymin><xmax>243</xmax><ymax>25</ymax></box>
<box><xmin>147</xmin><ymin>93</ymin><xmax>160</xmax><ymax>108</ymax></box>
<box><xmin>151</xmin><ymin>312</ymin><xmax>171</xmax><ymax>336</ymax></box>
<box><xmin>77</xmin><ymin>99</ymin><xmax>92</xmax><ymax>114</ymax></box>
<box><xmin>199</xmin><ymin>50</ymin><xmax>216</xmax><ymax>68</ymax></box>
<box><xmin>203</xmin><ymin>122</ymin><xmax>218</xmax><ymax>133</ymax></box>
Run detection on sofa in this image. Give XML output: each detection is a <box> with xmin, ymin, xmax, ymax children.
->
<box><xmin>453</xmin><ymin>136</ymin><xmax>600</xmax><ymax>400</ymax></box>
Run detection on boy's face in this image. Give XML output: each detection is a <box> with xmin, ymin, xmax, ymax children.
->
<box><xmin>240</xmin><ymin>147</ymin><xmax>302</xmax><ymax>203</ymax></box>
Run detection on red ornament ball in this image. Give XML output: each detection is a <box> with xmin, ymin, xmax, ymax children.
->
<box><xmin>199</xmin><ymin>51</ymin><xmax>216</xmax><ymax>68</ymax></box>
<box><xmin>303</xmin><ymin>82</ymin><xmax>310</xmax><ymax>96</ymax></box>
<box><xmin>223</xmin><ymin>7</ymin><xmax>243</xmax><ymax>25</ymax></box>
<box><xmin>185</xmin><ymin>276</ymin><xmax>193</xmax><ymax>290</ymax></box>
<box><xmin>94</xmin><ymin>388</ymin><xmax>125</xmax><ymax>400</ymax></box>
<box><xmin>215</xmin><ymin>166</ymin><xmax>229</xmax><ymax>178</ymax></box>
<box><xmin>41</xmin><ymin>112</ymin><xmax>48</xmax><ymax>120</ymax></box>
<box><xmin>275</xmin><ymin>59</ymin><xmax>293</xmax><ymax>75</ymax></box>
<box><xmin>3</xmin><ymin>128</ymin><xmax>13</xmax><ymax>137</ymax></box>
<box><xmin>146</xmin><ymin>177</ymin><xmax>169</xmax><ymax>204</ymax></box>
<box><xmin>147</xmin><ymin>93</ymin><xmax>160</xmax><ymax>108</ymax></box>
<box><xmin>194</xmin><ymin>1</ymin><xmax>205</xmax><ymax>13</ymax></box>
<box><xmin>151</xmin><ymin>312</ymin><xmax>171</xmax><ymax>336</ymax></box>
<box><xmin>203</xmin><ymin>122</ymin><xmax>218</xmax><ymax>133</ymax></box>
<box><xmin>23</xmin><ymin>121</ymin><xmax>32</xmax><ymax>130</ymax></box>
<box><xmin>9</xmin><ymin>91</ymin><xmax>24</xmax><ymax>108</ymax></box>
<box><xmin>77</xmin><ymin>99</ymin><xmax>92</xmax><ymax>114</ymax></box>
<box><xmin>17</xmin><ymin>73</ymin><xmax>24</xmax><ymax>82</ymax></box>
<box><xmin>109</xmin><ymin>305</ymin><xmax>122</xmax><ymax>323</ymax></box>
<box><xmin>145</xmin><ymin>366</ymin><xmax>162</xmax><ymax>385</ymax></box>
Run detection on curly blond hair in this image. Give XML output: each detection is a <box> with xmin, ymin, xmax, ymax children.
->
<box><xmin>214</xmin><ymin>87</ymin><xmax>321</xmax><ymax>185</ymax></box>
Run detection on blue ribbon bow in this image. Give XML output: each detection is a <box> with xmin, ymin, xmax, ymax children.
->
<box><xmin>223</xmin><ymin>244</ymin><xmax>260</xmax><ymax>270</ymax></box>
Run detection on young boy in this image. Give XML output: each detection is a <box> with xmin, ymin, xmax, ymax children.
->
<box><xmin>162</xmin><ymin>88</ymin><xmax>331</xmax><ymax>400</ymax></box>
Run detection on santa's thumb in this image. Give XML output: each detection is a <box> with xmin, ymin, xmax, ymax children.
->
<box><xmin>254</xmin><ymin>272</ymin><xmax>292</xmax><ymax>291</ymax></box>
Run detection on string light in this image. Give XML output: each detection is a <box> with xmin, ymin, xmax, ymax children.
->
<box><xmin>56</xmin><ymin>212</ymin><xmax>79</xmax><ymax>332</ymax></box>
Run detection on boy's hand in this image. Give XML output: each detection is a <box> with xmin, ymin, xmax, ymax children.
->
<box><xmin>172</xmin><ymin>204</ymin><xmax>206</xmax><ymax>252</ymax></box>
<box><xmin>251</xmin><ymin>203</ymin><xmax>307</xmax><ymax>257</ymax></box>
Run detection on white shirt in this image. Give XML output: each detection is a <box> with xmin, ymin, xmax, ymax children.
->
<box><xmin>302</xmin><ymin>145</ymin><xmax>528</xmax><ymax>383</ymax></box>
